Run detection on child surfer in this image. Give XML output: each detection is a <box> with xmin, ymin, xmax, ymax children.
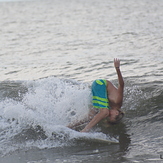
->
<box><xmin>68</xmin><ymin>58</ymin><xmax>124</xmax><ymax>132</ymax></box>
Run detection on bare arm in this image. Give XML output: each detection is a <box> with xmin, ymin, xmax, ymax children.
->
<box><xmin>80</xmin><ymin>108</ymin><xmax>109</xmax><ymax>132</ymax></box>
<box><xmin>67</xmin><ymin>109</ymin><xmax>97</xmax><ymax>130</ymax></box>
<box><xmin>114</xmin><ymin>58</ymin><xmax>124</xmax><ymax>90</ymax></box>
<box><xmin>67</xmin><ymin>118</ymin><xmax>89</xmax><ymax>129</ymax></box>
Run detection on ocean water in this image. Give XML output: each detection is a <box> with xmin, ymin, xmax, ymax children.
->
<box><xmin>0</xmin><ymin>0</ymin><xmax>163</xmax><ymax>162</ymax></box>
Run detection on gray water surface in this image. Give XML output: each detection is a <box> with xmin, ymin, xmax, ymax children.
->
<box><xmin>0</xmin><ymin>0</ymin><xmax>163</xmax><ymax>162</ymax></box>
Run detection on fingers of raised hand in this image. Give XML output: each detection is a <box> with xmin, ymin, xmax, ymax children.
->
<box><xmin>114</xmin><ymin>58</ymin><xmax>120</xmax><ymax>67</ymax></box>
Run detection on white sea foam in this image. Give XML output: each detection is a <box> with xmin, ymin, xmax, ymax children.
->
<box><xmin>0</xmin><ymin>77</ymin><xmax>92</xmax><ymax>155</ymax></box>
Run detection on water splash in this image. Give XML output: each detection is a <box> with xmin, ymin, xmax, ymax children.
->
<box><xmin>0</xmin><ymin>77</ymin><xmax>91</xmax><ymax>155</ymax></box>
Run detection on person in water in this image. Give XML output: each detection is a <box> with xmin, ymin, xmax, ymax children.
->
<box><xmin>68</xmin><ymin>58</ymin><xmax>124</xmax><ymax>132</ymax></box>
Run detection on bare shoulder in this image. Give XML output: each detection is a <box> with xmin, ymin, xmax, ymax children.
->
<box><xmin>106</xmin><ymin>80</ymin><xmax>117</xmax><ymax>91</ymax></box>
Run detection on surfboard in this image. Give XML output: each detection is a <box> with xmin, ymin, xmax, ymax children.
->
<box><xmin>73</xmin><ymin>136</ymin><xmax>119</xmax><ymax>144</ymax></box>
<box><xmin>52</xmin><ymin>127</ymin><xmax>119</xmax><ymax>144</ymax></box>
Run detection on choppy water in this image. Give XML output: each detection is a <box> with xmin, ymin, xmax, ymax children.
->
<box><xmin>0</xmin><ymin>0</ymin><xmax>163</xmax><ymax>162</ymax></box>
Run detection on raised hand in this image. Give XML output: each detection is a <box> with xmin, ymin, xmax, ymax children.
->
<box><xmin>114</xmin><ymin>58</ymin><xmax>120</xmax><ymax>68</ymax></box>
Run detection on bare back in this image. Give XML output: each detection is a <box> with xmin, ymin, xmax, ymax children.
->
<box><xmin>106</xmin><ymin>80</ymin><xmax>123</xmax><ymax>109</ymax></box>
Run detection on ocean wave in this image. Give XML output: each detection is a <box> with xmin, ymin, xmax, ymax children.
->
<box><xmin>0</xmin><ymin>77</ymin><xmax>91</xmax><ymax>155</ymax></box>
<box><xmin>0</xmin><ymin>76</ymin><xmax>162</xmax><ymax>156</ymax></box>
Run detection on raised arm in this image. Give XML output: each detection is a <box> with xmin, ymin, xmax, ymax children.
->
<box><xmin>114</xmin><ymin>58</ymin><xmax>124</xmax><ymax>90</ymax></box>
